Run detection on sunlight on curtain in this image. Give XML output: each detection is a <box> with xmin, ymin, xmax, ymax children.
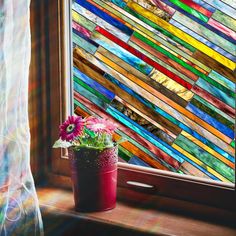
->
<box><xmin>0</xmin><ymin>1</ymin><xmax>43</xmax><ymax>235</ymax></box>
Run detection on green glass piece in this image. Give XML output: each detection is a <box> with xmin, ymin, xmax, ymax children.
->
<box><xmin>169</xmin><ymin>0</ymin><xmax>208</xmax><ymax>22</ymax></box>
<box><xmin>74</xmin><ymin>76</ymin><xmax>111</xmax><ymax>104</ymax></box>
<box><xmin>74</xmin><ymin>81</ymin><xmax>108</xmax><ymax>109</ymax></box>
<box><xmin>124</xmin><ymin>6</ymin><xmax>196</xmax><ymax>52</ymax></box>
<box><xmin>73</xmin><ymin>32</ymin><xmax>97</xmax><ymax>54</ymax></box>
<box><xmin>118</xmin><ymin>151</ymin><xmax>130</xmax><ymax>162</ymax></box>
<box><xmin>72</xmin><ymin>10</ymin><xmax>96</xmax><ymax>31</ymax></box>
<box><xmin>118</xmin><ymin>146</ymin><xmax>132</xmax><ymax>161</ymax></box>
<box><xmin>177</xmin><ymin>169</ymin><xmax>184</xmax><ymax>174</ymax></box>
<box><xmin>209</xmin><ymin>70</ymin><xmax>235</xmax><ymax>93</ymax></box>
<box><xmin>230</xmin><ymin>140</ymin><xmax>235</xmax><ymax>148</ymax></box>
<box><xmin>201</xmin><ymin>75</ymin><xmax>235</xmax><ymax>98</ymax></box>
<box><xmin>212</xmin><ymin>10</ymin><xmax>236</xmax><ymax>32</ymax></box>
<box><xmin>174</xmin><ymin>135</ymin><xmax>235</xmax><ymax>183</ymax></box>
<box><xmin>191</xmin><ymin>98</ymin><xmax>234</xmax><ymax>130</ymax></box>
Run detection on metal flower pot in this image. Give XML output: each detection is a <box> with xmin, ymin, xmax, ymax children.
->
<box><xmin>68</xmin><ymin>145</ymin><xmax>118</xmax><ymax>212</ymax></box>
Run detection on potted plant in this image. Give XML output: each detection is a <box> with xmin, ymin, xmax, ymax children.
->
<box><xmin>53</xmin><ymin>115</ymin><xmax>121</xmax><ymax>212</ymax></box>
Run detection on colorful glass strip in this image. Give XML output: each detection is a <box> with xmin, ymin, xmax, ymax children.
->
<box><xmin>72</xmin><ymin>0</ymin><xmax>235</xmax><ymax>183</ymax></box>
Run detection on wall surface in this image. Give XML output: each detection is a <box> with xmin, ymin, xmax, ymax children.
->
<box><xmin>72</xmin><ymin>0</ymin><xmax>235</xmax><ymax>183</ymax></box>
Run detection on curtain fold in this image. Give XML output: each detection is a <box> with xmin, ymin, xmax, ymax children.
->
<box><xmin>0</xmin><ymin>0</ymin><xmax>43</xmax><ymax>235</ymax></box>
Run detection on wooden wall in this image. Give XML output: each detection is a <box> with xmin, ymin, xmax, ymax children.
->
<box><xmin>29</xmin><ymin>0</ymin><xmax>51</xmax><ymax>180</ymax></box>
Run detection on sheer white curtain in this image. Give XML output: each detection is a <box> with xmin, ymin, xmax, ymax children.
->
<box><xmin>0</xmin><ymin>0</ymin><xmax>43</xmax><ymax>235</ymax></box>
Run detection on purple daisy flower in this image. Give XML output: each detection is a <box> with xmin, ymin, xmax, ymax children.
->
<box><xmin>59</xmin><ymin>116</ymin><xmax>84</xmax><ymax>142</ymax></box>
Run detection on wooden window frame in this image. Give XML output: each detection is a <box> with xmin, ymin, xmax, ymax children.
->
<box><xmin>38</xmin><ymin>0</ymin><xmax>235</xmax><ymax>212</ymax></box>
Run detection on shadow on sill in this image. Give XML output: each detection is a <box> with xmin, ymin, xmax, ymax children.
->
<box><xmin>41</xmin><ymin>206</ymin><xmax>159</xmax><ymax>236</ymax></box>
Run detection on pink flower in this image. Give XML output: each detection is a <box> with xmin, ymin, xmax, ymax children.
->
<box><xmin>86</xmin><ymin>116</ymin><xmax>117</xmax><ymax>134</ymax></box>
<box><xmin>59</xmin><ymin>116</ymin><xmax>84</xmax><ymax>141</ymax></box>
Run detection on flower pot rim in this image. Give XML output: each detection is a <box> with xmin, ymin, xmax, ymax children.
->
<box><xmin>70</xmin><ymin>143</ymin><xmax>118</xmax><ymax>152</ymax></box>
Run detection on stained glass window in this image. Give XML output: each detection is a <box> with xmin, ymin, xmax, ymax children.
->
<box><xmin>72</xmin><ymin>0</ymin><xmax>235</xmax><ymax>183</ymax></box>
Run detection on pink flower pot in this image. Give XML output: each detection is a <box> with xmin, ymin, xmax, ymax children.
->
<box><xmin>68</xmin><ymin>146</ymin><xmax>118</xmax><ymax>212</ymax></box>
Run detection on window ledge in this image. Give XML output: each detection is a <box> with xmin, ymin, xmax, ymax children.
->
<box><xmin>37</xmin><ymin>187</ymin><xmax>236</xmax><ymax>236</ymax></box>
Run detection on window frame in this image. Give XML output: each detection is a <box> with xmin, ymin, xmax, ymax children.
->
<box><xmin>44</xmin><ymin>0</ymin><xmax>235</xmax><ymax>212</ymax></box>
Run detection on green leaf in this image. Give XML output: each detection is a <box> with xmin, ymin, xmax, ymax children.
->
<box><xmin>52</xmin><ymin>138</ymin><xmax>72</xmax><ymax>148</ymax></box>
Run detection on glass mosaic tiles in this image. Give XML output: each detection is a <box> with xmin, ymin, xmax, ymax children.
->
<box><xmin>72</xmin><ymin>0</ymin><xmax>235</xmax><ymax>183</ymax></box>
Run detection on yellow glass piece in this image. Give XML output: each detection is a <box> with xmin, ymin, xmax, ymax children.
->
<box><xmin>150</xmin><ymin>69</ymin><xmax>194</xmax><ymax>102</ymax></box>
<box><xmin>72</xmin><ymin>10</ymin><xmax>79</xmax><ymax>21</ymax></box>
<box><xmin>172</xmin><ymin>144</ymin><xmax>230</xmax><ymax>182</ymax></box>
<box><xmin>126</xmin><ymin>0</ymin><xmax>172</xmax><ymax>20</ymax></box>
<box><xmin>161</xmin><ymin>44</ymin><xmax>180</xmax><ymax>57</ymax></box>
<box><xmin>127</xmin><ymin>0</ymin><xmax>235</xmax><ymax>70</ymax></box>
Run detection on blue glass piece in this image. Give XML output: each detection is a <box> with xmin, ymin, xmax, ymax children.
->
<box><xmin>74</xmin><ymin>0</ymin><xmax>133</xmax><ymax>36</ymax></box>
<box><xmin>72</xmin><ymin>33</ymin><xmax>97</xmax><ymax>54</ymax></box>
<box><xmin>74</xmin><ymin>81</ymin><xmax>108</xmax><ymax>109</ymax></box>
<box><xmin>128</xmin><ymin>155</ymin><xmax>152</xmax><ymax>167</ymax></box>
<box><xmin>92</xmin><ymin>33</ymin><xmax>153</xmax><ymax>75</ymax></box>
<box><xmin>73</xmin><ymin>67</ymin><xmax>115</xmax><ymax>101</ymax></box>
<box><xmin>187</xmin><ymin>103</ymin><xmax>234</xmax><ymax>139</ymax></box>
<box><xmin>196</xmin><ymin>78</ymin><xmax>235</xmax><ymax>109</ymax></box>
<box><xmin>104</xmin><ymin>74</ymin><xmax>235</xmax><ymax>162</ymax></box>
<box><xmin>110</xmin><ymin>0</ymin><xmax>127</xmax><ymax>8</ymax></box>
<box><xmin>161</xmin><ymin>0</ymin><xmax>236</xmax><ymax>44</ymax></box>
<box><xmin>204</xmin><ymin>0</ymin><xmax>236</xmax><ymax>20</ymax></box>
<box><xmin>170</xmin><ymin>19</ymin><xmax>236</xmax><ymax>62</ymax></box>
<box><xmin>192</xmin><ymin>0</ymin><xmax>216</xmax><ymax>12</ymax></box>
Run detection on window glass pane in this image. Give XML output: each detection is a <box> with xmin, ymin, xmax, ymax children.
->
<box><xmin>72</xmin><ymin>0</ymin><xmax>235</xmax><ymax>183</ymax></box>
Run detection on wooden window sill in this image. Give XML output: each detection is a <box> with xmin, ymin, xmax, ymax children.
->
<box><xmin>37</xmin><ymin>187</ymin><xmax>236</xmax><ymax>236</ymax></box>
